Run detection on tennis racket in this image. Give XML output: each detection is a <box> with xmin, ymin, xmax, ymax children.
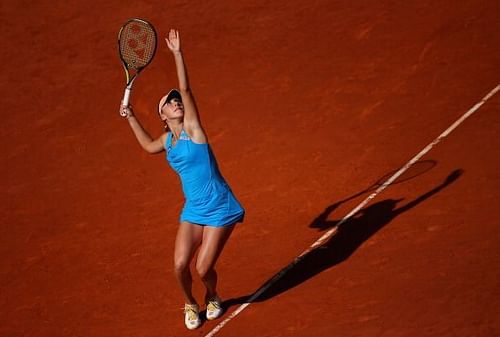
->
<box><xmin>118</xmin><ymin>18</ymin><xmax>157</xmax><ymax>108</ymax></box>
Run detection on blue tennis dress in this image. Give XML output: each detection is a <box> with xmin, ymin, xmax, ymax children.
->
<box><xmin>165</xmin><ymin>130</ymin><xmax>245</xmax><ymax>227</ymax></box>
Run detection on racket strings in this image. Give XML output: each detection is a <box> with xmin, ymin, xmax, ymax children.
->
<box><xmin>119</xmin><ymin>21</ymin><xmax>156</xmax><ymax>69</ymax></box>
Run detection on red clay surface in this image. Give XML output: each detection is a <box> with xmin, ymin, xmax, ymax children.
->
<box><xmin>1</xmin><ymin>1</ymin><xmax>499</xmax><ymax>336</ymax></box>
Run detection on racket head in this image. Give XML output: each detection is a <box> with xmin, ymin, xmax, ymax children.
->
<box><xmin>118</xmin><ymin>18</ymin><xmax>157</xmax><ymax>80</ymax></box>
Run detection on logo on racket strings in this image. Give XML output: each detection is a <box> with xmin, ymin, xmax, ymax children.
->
<box><xmin>127</xmin><ymin>24</ymin><xmax>150</xmax><ymax>62</ymax></box>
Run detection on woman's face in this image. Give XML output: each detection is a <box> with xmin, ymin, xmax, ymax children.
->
<box><xmin>160</xmin><ymin>98</ymin><xmax>184</xmax><ymax>121</ymax></box>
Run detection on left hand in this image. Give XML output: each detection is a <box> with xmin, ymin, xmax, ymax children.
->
<box><xmin>119</xmin><ymin>102</ymin><xmax>134</xmax><ymax>119</ymax></box>
<box><xmin>165</xmin><ymin>29</ymin><xmax>181</xmax><ymax>53</ymax></box>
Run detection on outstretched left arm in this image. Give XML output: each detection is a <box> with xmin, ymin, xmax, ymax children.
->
<box><xmin>166</xmin><ymin>29</ymin><xmax>207</xmax><ymax>143</ymax></box>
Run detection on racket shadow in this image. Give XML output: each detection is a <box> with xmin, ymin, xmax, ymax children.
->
<box><xmin>309</xmin><ymin>159</ymin><xmax>437</xmax><ymax>231</ymax></box>
<box><xmin>223</xmin><ymin>169</ymin><xmax>463</xmax><ymax>309</ymax></box>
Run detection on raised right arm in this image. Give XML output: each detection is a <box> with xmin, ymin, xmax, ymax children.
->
<box><xmin>120</xmin><ymin>104</ymin><xmax>167</xmax><ymax>154</ymax></box>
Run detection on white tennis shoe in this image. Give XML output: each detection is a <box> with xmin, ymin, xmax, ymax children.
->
<box><xmin>206</xmin><ymin>295</ymin><xmax>223</xmax><ymax>320</ymax></box>
<box><xmin>184</xmin><ymin>303</ymin><xmax>201</xmax><ymax>330</ymax></box>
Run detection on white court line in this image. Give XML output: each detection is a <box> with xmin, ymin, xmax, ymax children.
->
<box><xmin>205</xmin><ymin>84</ymin><xmax>500</xmax><ymax>337</ymax></box>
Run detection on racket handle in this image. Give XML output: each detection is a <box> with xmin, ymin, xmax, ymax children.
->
<box><xmin>122</xmin><ymin>76</ymin><xmax>137</xmax><ymax>107</ymax></box>
<box><xmin>122</xmin><ymin>87</ymin><xmax>132</xmax><ymax>107</ymax></box>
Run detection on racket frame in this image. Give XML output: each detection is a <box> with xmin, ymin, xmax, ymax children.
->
<box><xmin>117</xmin><ymin>18</ymin><xmax>157</xmax><ymax>106</ymax></box>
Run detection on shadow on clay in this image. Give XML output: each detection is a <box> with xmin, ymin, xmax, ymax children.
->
<box><xmin>223</xmin><ymin>167</ymin><xmax>463</xmax><ymax>310</ymax></box>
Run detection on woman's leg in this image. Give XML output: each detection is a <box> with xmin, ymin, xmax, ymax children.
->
<box><xmin>195</xmin><ymin>225</ymin><xmax>235</xmax><ymax>299</ymax></box>
<box><xmin>174</xmin><ymin>221</ymin><xmax>203</xmax><ymax>304</ymax></box>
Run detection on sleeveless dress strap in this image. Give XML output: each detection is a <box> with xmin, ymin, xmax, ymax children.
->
<box><xmin>179</xmin><ymin>129</ymin><xmax>190</xmax><ymax>140</ymax></box>
<box><xmin>166</xmin><ymin>132</ymin><xmax>173</xmax><ymax>152</ymax></box>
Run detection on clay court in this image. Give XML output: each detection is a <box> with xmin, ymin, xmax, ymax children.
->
<box><xmin>1</xmin><ymin>1</ymin><xmax>499</xmax><ymax>336</ymax></box>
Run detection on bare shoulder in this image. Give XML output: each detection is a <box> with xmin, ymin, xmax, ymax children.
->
<box><xmin>159</xmin><ymin>132</ymin><xmax>168</xmax><ymax>149</ymax></box>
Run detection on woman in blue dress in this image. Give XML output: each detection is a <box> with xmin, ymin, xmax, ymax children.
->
<box><xmin>119</xmin><ymin>29</ymin><xmax>244</xmax><ymax>330</ymax></box>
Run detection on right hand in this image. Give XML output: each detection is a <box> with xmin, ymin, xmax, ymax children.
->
<box><xmin>165</xmin><ymin>29</ymin><xmax>181</xmax><ymax>53</ymax></box>
<box><xmin>119</xmin><ymin>103</ymin><xmax>134</xmax><ymax>119</ymax></box>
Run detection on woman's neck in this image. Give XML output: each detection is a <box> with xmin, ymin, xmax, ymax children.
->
<box><xmin>168</xmin><ymin>121</ymin><xmax>183</xmax><ymax>139</ymax></box>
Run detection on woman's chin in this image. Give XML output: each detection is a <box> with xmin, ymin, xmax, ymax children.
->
<box><xmin>168</xmin><ymin>114</ymin><xmax>184</xmax><ymax>121</ymax></box>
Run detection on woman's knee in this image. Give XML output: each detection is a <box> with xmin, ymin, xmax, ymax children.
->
<box><xmin>174</xmin><ymin>256</ymin><xmax>191</xmax><ymax>275</ymax></box>
<box><xmin>195</xmin><ymin>260</ymin><xmax>214</xmax><ymax>280</ymax></box>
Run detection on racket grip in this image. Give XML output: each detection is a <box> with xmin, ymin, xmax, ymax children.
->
<box><xmin>122</xmin><ymin>87</ymin><xmax>132</xmax><ymax>107</ymax></box>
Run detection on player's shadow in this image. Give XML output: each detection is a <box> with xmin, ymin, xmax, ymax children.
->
<box><xmin>224</xmin><ymin>169</ymin><xmax>463</xmax><ymax>308</ymax></box>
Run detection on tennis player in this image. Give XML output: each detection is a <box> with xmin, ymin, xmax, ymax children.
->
<box><xmin>119</xmin><ymin>29</ymin><xmax>244</xmax><ymax>330</ymax></box>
